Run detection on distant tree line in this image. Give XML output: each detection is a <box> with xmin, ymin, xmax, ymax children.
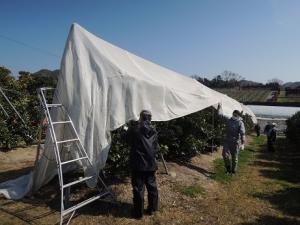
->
<box><xmin>193</xmin><ymin>70</ymin><xmax>244</xmax><ymax>89</ymax></box>
<box><xmin>193</xmin><ymin>70</ymin><xmax>283</xmax><ymax>91</ymax></box>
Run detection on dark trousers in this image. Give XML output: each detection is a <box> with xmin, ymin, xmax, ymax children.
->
<box><xmin>222</xmin><ymin>142</ymin><xmax>239</xmax><ymax>173</ymax></box>
<box><xmin>256</xmin><ymin>130</ymin><xmax>260</xmax><ymax>137</ymax></box>
<box><xmin>131</xmin><ymin>170</ymin><xmax>158</xmax><ymax>217</ymax></box>
<box><xmin>267</xmin><ymin>140</ymin><xmax>275</xmax><ymax>152</ymax></box>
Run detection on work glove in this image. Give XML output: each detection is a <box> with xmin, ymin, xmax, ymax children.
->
<box><xmin>240</xmin><ymin>144</ymin><xmax>245</xmax><ymax>150</ymax></box>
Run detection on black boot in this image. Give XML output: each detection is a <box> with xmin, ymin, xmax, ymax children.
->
<box><xmin>225</xmin><ymin>166</ymin><xmax>231</xmax><ymax>174</ymax></box>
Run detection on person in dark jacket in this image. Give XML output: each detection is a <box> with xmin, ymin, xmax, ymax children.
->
<box><xmin>267</xmin><ymin>123</ymin><xmax>277</xmax><ymax>152</ymax></box>
<box><xmin>254</xmin><ymin>123</ymin><xmax>261</xmax><ymax>137</ymax></box>
<box><xmin>126</xmin><ymin>110</ymin><xmax>159</xmax><ymax>219</ymax></box>
<box><xmin>264</xmin><ymin>122</ymin><xmax>272</xmax><ymax>135</ymax></box>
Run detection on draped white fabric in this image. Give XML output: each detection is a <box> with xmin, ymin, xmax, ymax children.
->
<box><xmin>0</xmin><ymin>23</ymin><xmax>256</xmax><ymax>199</ymax></box>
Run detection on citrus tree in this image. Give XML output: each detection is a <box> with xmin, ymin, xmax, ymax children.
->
<box><xmin>0</xmin><ymin>67</ymin><xmax>57</xmax><ymax>149</ymax></box>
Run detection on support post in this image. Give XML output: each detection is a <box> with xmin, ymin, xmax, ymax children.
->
<box><xmin>211</xmin><ymin>107</ymin><xmax>215</xmax><ymax>152</ymax></box>
<box><xmin>0</xmin><ymin>102</ymin><xmax>9</xmax><ymax>118</ymax></box>
<box><xmin>0</xmin><ymin>87</ymin><xmax>27</xmax><ymax>125</ymax></box>
<box><xmin>160</xmin><ymin>153</ymin><xmax>169</xmax><ymax>175</ymax></box>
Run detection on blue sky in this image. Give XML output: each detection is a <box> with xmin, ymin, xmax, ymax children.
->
<box><xmin>0</xmin><ymin>0</ymin><xmax>300</xmax><ymax>83</ymax></box>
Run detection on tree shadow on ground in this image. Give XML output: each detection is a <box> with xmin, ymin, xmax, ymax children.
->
<box><xmin>255</xmin><ymin>137</ymin><xmax>300</xmax><ymax>184</ymax></box>
<box><xmin>35</xmin><ymin>173</ymin><xmax>132</xmax><ymax>215</ymax></box>
<box><xmin>239</xmin><ymin>215</ymin><xmax>300</xmax><ymax>225</ymax></box>
<box><xmin>175</xmin><ymin>160</ymin><xmax>214</xmax><ymax>177</ymax></box>
<box><xmin>0</xmin><ymin>199</ymin><xmax>58</xmax><ymax>225</ymax></box>
<box><xmin>252</xmin><ymin>161</ymin><xmax>280</xmax><ymax>168</ymax></box>
<box><xmin>79</xmin><ymin>200</ymin><xmax>133</xmax><ymax>218</ymax></box>
<box><xmin>253</xmin><ymin>187</ymin><xmax>300</xmax><ymax>217</ymax></box>
<box><xmin>0</xmin><ymin>166</ymin><xmax>33</xmax><ymax>182</ymax></box>
<box><xmin>251</xmin><ymin>137</ymin><xmax>300</xmax><ymax>219</ymax></box>
<box><xmin>0</xmin><ymin>172</ymin><xmax>133</xmax><ymax>223</ymax></box>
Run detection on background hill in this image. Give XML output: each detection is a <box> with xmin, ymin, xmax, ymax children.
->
<box><xmin>240</xmin><ymin>79</ymin><xmax>263</xmax><ymax>87</ymax></box>
<box><xmin>283</xmin><ymin>82</ymin><xmax>300</xmax><ymax>89</ymax></box>
<box><xmin>32</xmin><ymin>69</ymin><xmax>59</xmax><ymax>79</ymax></box>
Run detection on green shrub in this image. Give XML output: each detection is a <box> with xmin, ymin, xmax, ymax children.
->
<box><xmin>107</xmin><ymin>108</ymin><xmax>225</xmax><ymax>173</ymax></box>
<box><xmin>106</xmin><ymin>128</ymin><xmax>130</xmax><ymax>175</ymax></box>
<box><xmin>0</xmin><ymin>118</ymin><xmax>20</xmax><ymax>149</ymax></box>
<box><xmin>155</xmin><ymin>107</ymin><xmax>225</xmax><ymax>159</ymax></box>
<box><xmin>106</xmin><ymin>108</ymin><xmax>255</xmax><ymax>173</ymax></box>
<box><xmin>241</xmin><ymin>113</ymin><xmax>254</xmax><ymax>135</ymax></box>
<box><xmin>286</xmin><ymin>111</ymin><xmax>300</xmax><ymax>144</ymax></box>
<box><xmin>0</xmin><ymin>66</ymin><xmax>57</xmax><ymax>149</ymax></box>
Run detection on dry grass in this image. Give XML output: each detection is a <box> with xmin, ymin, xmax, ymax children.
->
<box><xmin>1</xmin><ymin>135</ymin><xmax>300</xmax><ymax>225</ymax></box>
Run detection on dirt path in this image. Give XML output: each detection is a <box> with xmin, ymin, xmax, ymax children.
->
<box><xmin>0</xmin><ymin>136</ymin><xmax>300</xmax><ymax>225</ymax></box>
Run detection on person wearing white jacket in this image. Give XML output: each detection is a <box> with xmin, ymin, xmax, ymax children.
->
<box><xmin>221</xmin><ymin>110</ymin><xmax>246</xmax><ymax>175</ymax></box>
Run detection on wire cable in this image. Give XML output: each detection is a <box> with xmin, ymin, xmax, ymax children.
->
<box><xmin>0</xmin><ymin>34</ymin><xmax>60</xmax><ymax>58</ymax></box>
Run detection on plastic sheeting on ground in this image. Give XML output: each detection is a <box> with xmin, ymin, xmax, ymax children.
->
<box><xmin>0</xmin><ymin>23</ymin><xmax>256</xmax><ymax>199</ymax></box>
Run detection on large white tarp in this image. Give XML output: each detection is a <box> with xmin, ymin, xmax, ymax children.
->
<box><xmin>0</xmin><ymin>23</ymin><xmax>256</xmax><ymax>199</ymax></box>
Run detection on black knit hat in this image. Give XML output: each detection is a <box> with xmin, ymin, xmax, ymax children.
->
<box><xmin>233</xmin><ymin>110</ymin><xmax>241</xmax><ymax>117</ymax></box>
<box><xmin>140</xmin><ymin>110</ymin><xmax>152</xmax><ymax>121</ymax></box>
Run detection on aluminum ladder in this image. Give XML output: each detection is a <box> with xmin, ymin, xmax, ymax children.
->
<box><xmin>38</xmin><ymin>87</ymin><xmax>112</xmax><ymax>225</ymax></box>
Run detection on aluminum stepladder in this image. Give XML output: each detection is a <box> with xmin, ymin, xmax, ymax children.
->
<box><xmin>37</xmin><ymin>87</ymin><xmax>112</xmax><ymax>225</ymax></box>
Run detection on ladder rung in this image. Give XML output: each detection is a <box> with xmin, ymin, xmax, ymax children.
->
<box><xmin>63</xmin><ymin>176</ymin><xmax>94</xmax><ymax>189</ymax></box>
<box><xmin>47</xmin><ymin>104</ymin><xmax>62</xmax><ymax>108</ymax></box>
<box><xmin>57</xmin><ymin>138</ymin><xmax>79</xmax><ymax>144</ymax></box>
<box><xmin>62</xmin><ymin>192</ymin><xmax>109</xmax><ymax>216</ymax></box>
<box><xmin>61</xmin><ymin>157</ymin><xmax>88</xmax><ymax>165</ymax></box>
<box><xmin>40</xmin><ymin>87</ymin><xmax>55</xmax><ymax>91</ymax></box>
<box><xmin>52</xmin><ymin>121</ymin><xmax>71</xmax><ymax>125</ymax></box>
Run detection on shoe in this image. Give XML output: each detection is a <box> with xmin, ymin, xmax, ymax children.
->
<box><xmin>131</xmin><ymin>211</ymin><xmax>143</xmax><ymax>219</ymax></box>
<box><xmin>225</xmin><ymin>169</ymin><xmax>231</xmax><ymax>175</ymax></box>
<box><xmin>231</xmin><ymin>172</ymin><xmax>236</xmax><ymax>177</ymax></box>
<box><xmin>132</xmin><ymin>214</ymin><xmax>143</xmax><ymax>219</ymax></box>
<box><xmin>145</xmin><ymin>208</ymin><xmax>157</xmax><ymax>215</ymax></box>
<box><xmin>225</xmin><ymin>166</ymin><xmax>231</xmax><ymax>175</ymax></box>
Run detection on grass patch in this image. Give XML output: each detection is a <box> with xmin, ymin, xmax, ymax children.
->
<box><xmin>211</xmin><ymin>149</ymin><xmax>253</xmax><ymax>183</ymax></box>
<box><xmin>211</xmin><ymin>158</ymin><xmax>231</xmax><ymax>183</ymax></box>
<box><xmin>238</xmin><ymin>147</ymin><xmax>252</xmax><ymax>165</ymax></box>
<box><xmin>251</xmin><ymin>135</ymin><xmax>266</xmax><ymax>146</ymax></box>
<box><xmin>212</xmin><ymin>135</ymin><xmax>263</xmax><ymax>183</ymax></box>
<box><xmin>174</xmin><ymin>183</ymin><xmax>205</xmax><ymax>198</ymax></box>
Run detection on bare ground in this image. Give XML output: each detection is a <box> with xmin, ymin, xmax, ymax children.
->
<box><xmin>1</xmin><ymin>136</ymin><xmax>300</xmax><ymax>225</ymax></box>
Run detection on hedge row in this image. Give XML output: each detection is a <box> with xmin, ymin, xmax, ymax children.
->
<box><xmin>107</xmin><ymin>109</ymin><xmax>254</xmax><ymax>174</ymax></box>
<box><xmin>286</xmin><ymin>111</ymin><xmax>300</xmax><ymax>144</ymax></box>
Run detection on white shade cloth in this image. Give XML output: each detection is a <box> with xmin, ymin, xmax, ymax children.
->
<box><xmin>0</xmin><ymin>23</ymin><xmax>256</xmax><ymax>199</ymax></box>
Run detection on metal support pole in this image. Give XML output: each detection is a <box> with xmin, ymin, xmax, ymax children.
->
<box><xmin>0</xmin><ymin>102</ymin><xmax>9</xmax><ymax>118</ymax></box>
<box><xmin>160</xmin><ymin>153</ymin><xmax>169</xmax><ymax>175</ymax></box>
<box><xmin>211</xmin><ymin>107</ymin><xmax>214</xmax><ymax>152</ymax></box>
<box><xmin>0</xmin><ymin>87</ymin><xmax>27</xmax><ymax>126</ymax></box>
<box><xmin>0</xmin><ymin>87</ymin><xmax>34</xmax><ymax>142</ymax></box>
